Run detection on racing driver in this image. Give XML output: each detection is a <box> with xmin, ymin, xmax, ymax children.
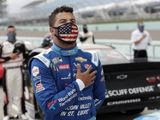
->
<box><xmin>29</xmin><ymin>6</ymin><xmax>105</xmax><ymax>120</ymax></box>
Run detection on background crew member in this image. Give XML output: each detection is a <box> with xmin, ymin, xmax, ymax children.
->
<box><xmin>1</xmin><ymin>25</ymin><xmax>28</xmax><ymax>120</ymax></box>
<box><xmin>79</xmin><ymin>24</ymin><xmax>95</xmax><ymax>44</ymax></box>
<box><xmin>131</xmin><ymin>21</ymin><xmax>152</xmax><ymax>59</ymax></box>
<box><xmin>29</xmin><ymin>6</ymin><xmax>105</xmax><ymax>120</ymax></box>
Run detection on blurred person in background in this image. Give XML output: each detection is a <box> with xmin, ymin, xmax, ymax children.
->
<box><xmin>79</xmin><ymin>24</ymin><xmax>95</xmax><ymax>44</ymax></box>
<box><xmin>1</xmin><ymin>25</ymin><xmax>28</xmax><ymax>120</ymax></box>
<box><xmin>29</xmin><ymin>34</ymin><xmax>53</xmax><ymax>58</ymax></box>
<box><xmin>29</xmin><ymin>6</ymin><xmax>105</xmax><ymax>120</ymax></box>
<box><xmin>131</xmin><ymin>21</ymin><xmax>152</xmax><ymax>59</ymax></box>
<box><xmin>41</xmin><ymin>34</ymin><xmax>53</xmax><ymax>49</ymax></box>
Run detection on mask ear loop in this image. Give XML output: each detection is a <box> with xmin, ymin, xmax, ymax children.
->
<box><xmin>51</xmin><ymin>26</ymin><xmax>60</xmax><ymax>40</ymax></box>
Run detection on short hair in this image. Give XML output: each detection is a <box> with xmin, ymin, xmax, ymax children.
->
<box><xmin>8</xmin><ymin>25</ymin><xmax>15</xmax><ymax>29</ymax></box>
<box><xmin>49</xmin><ymin>6</ymin><xmax>73</xmax><ymax>27</ymax></box>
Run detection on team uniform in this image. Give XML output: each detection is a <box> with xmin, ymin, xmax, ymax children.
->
<box><xmin>1</xmin><ymin>41</ymin><xmax>26</xmax><ymax>117</ymax></box>
<box><xmin>29</xmin><ymin>44</ymin><xmax>105</xmax><ymax>120</ymax></box>
<box><xmin>131</xmin><ymin>29</ymin><xmax>152</xmax><ymax>58</ymax></box>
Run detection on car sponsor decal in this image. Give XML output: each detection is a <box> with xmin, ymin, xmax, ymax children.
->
<box><xmin>59</xmin><ymin>64</ymin><xmax>70</xmax><ymax>70</ymax></box>
<box><xmin>32</xmin><ymin>66</ymin><xmax>40</xmax><ymax>77</ymax></box>
<box><xmin>106</xmin><ymin>85</ymin><xmax>154</xmax><ymax>98</ymax></box>
<box><xmin>75</xmin><ymin>57</ymin><xmax>87</xmax><ymax>63</ymax></box>
<box><xmin>35</xmin><ymin>81</ymin><xmax>45</xmax><ymax>93</ymax></box>
<box><xmin>116</xmin><ymin>74</ymin><xmax>128</xmax><ymax>80</ymax></box>
<box><xmin>146</xmin><ymin>75</ymin><xmax>160</xmax><ymax>84</ymax></box>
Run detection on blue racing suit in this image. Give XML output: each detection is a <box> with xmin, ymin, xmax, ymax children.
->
<box><xmin>29</xmin><ymin>44</ymin><xmax>106</xmax><ymax>120</ymax></box>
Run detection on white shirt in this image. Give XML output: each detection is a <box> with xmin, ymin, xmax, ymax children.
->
<box><xmin>79</xmin><ymin>31</ymin><xmax>94</xmax><ymax>44</ymax></box>
<box><xmin>131</xmin><ymin>29</ymin><xmax>152</xmax><ymax>50</ymax></box>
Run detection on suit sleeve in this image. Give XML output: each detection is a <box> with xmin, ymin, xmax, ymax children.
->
<box><xmin>30</xmin><ymin>59</ymin><xmax>81</xmax><ymax>116</ymax></box>
<box><xmin>93</xmin><ymin>60</ymin><xmax>106</xmax><ymax>110</ymax></box>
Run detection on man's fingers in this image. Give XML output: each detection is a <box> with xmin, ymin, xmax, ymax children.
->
<box><xmin>88</xmin><ymin>77</ymin><xmax>95</xmax><ymax>87</ymax></box>
<box><xmin>76</xmin><ymin>64</ymin><xmax>81</xmax><ymax>74</ymax></box>
<box><xmin>90</xmin><ymin>70</ymin><xmax>97</xmax><ymax>77</ymax></box>
<box><xmin>85</xmin><ymin>65</ymin><xmax>92</xmax><ymax>73</ymax></box>
<box><xmin>91</xmin><ymin>75</ymin><xmax>96</xmax><ymax>81</ymax></box>
<box><xmin>91</xmin><ymin>80</ymin><xmax>95</xmax><ymax>85</ymax></box>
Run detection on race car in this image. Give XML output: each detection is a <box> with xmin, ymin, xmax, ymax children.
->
<box><xmin>78</xmin><ymin>44</ymin><xmax>160</xmax><ymax>114</ymax></box>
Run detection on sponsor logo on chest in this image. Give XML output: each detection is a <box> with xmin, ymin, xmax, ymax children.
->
<box><xmin>75</xmin><ymin>57</ymin><xmax>87</xmax><ymax>63</ymax></box>
<box><xmin>59</xmin><ymin>64</ymin><xmax>70</xmax><ymax>70</ymax></box>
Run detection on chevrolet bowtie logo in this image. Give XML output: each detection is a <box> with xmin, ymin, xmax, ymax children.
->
<box><xmin>116</xmin><ymin>74</ymin><xmax>128</xmax><ymax>80</ymax></box>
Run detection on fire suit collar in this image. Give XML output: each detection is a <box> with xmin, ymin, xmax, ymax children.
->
<box><xmin>51</xmin><ymin>44</ymin><xmax>78</xmax><ymax>56</ymax></box>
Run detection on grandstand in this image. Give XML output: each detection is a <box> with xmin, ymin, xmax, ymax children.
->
<box><xmin>0</xmin><ymin>0</ymin><xmax>160</xmax><ymax>25</ymax></box>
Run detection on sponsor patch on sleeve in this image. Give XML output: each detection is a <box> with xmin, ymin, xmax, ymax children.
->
<box><xmin>32</xmin><ymin>66</ymin><xmax>40</xmax><ymax>77</ymax></box>
<box><xmin>35</xmin><ymin>81</ymin><xmax>45</xmax><ymax>93</ymax></box>
<box><xmin>47</xmin><ymin>100</ymin><xmax>57</xmax><ymax>110</ymax></box>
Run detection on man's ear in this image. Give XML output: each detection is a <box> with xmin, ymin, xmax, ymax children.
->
<box><xmin>50</xmin><ymin>27</ymin><xmax>56</xmax><ymax>35</ymax></box>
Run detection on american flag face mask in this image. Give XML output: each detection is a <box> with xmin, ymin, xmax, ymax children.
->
<box><xmin>55</xmin><ymin>22</ymin><xmax>78</xmax><ymax>44</ymax></box>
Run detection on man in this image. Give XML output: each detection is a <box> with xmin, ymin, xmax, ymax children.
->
<box><xmin>41</xmin><ymin>34</ymin><xmax>53</xmax><ymax>48</ymax></box>
<box><xmin>79</xmin><ymin>24</ymin><xmax>95</xmax><ymax>44</ymax></box>
<box><xmin>131</xmin><ymin>21</ymin><xmax>152</xmax><ymax>59</ymax></box>
<box><xmin>29</xmin><ymin>6</ymin><xmax>105</xmax><ymax>120</ymax></box>
<box><xmin>29</xmin><ymin>34</ymin><xmax>53</xmax><ymax>58</ymax></box>
<box><xmin>1</xmin><ymin>25</ymin><xmax>28</xmax><ymax>120</ymax></box>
